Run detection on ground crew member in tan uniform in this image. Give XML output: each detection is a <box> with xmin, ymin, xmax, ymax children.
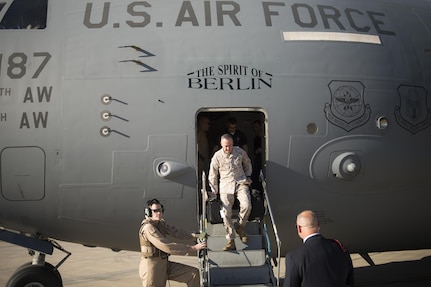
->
<box><xmin>208</xmin><ymin>134</ymin><xmax>253</xmax><ymax>251</ymax></box>
<box><xmin>139</xmin><ymin>198</ymin><xmax>207</xmax><ymax>287</ymax></box>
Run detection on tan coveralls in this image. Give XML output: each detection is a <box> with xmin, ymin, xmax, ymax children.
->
<box><xmin>208</xmin><ymin>146</ymin><xmax>252</xmax><ymax>240</ymax></box>
<box><xmin>139</xmin><ymin>218</ymin><xmax>200</xmax><ymax>287</ymax></box>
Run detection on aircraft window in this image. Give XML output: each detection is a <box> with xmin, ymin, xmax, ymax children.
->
<box><xmin>307</xmin><ymin>123</ymin><xmax>318</xmax><ymax>135</ymax></box>
<box><xmin>0</xmin><ymin>0</ymin><xmax>47</xmax><ymax>29</ymax></box>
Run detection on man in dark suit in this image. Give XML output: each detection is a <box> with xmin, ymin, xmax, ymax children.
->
<box><xmin>283</xmin><ymin>210</ymin><xmax>354</xmax><ymax>287</ymax></box>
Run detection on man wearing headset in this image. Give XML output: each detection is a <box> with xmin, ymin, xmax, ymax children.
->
<box><xmin>139</xmin><ymin>198</ymin><xmax>207</xmax><ymax>287</ymax></box>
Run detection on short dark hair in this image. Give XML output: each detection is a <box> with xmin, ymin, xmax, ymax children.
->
<box><xmin>146</xmin><ymin>198</ymin><xmax>161</xmax><ymax>207</ymax></box>
<box><xmin>227</xmin><ymin>117</ymin><xmax>237</xmax><ymax>124</ymax></box>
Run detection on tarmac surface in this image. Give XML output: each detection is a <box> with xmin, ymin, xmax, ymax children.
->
<box><xmin>1</xmin><ymin>240</ymin><xmax>431</xmax><ymax>286</ymax></box>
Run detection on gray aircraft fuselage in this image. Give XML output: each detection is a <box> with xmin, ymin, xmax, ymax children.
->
<box><xmin>0</xmin><ymin>0</ymin><xmax>430</xmax><ymax>258</ymax></box>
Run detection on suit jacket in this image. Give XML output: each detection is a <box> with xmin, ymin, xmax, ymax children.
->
<box><xmin>283</xmin><ymin>234</ymin><xmax>354</xmax><ymax>287</ymax></box>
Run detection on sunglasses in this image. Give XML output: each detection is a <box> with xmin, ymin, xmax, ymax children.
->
<box><xmin>151</xmin><ymin>208</ymin><xmax>163</xmax><ymax>213</ymax></box>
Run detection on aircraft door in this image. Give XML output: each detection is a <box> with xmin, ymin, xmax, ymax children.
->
<box><xmin>196</xmin><ymin>110</ymin><xmax>266</xmax><ymax>214</ymax></box>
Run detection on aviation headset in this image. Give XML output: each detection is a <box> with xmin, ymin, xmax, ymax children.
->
<box><xmin>145</xmin><ymin>198</ymin><xmax>165</xmax><ymax>218</ymax></box>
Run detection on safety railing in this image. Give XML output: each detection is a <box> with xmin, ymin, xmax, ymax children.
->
<box><xmin>260</xmin><ymin>170</ymin><xmax>282</xmax><ymax>286</ymax></box>
<box><xmin>199</xmin><ymin>172</ymin><xmax>209</xmax><ymax>286</ymax></box>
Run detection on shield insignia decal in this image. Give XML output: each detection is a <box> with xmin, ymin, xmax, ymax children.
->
<box><xmin>395</xmin><ymin>85</ymin><xmax>431</xmax><ymax>134</ymax></box>
<box><xmin>324</xmin><ymin>81</ymin><xmax>371</xmax><ymax>131</ymax></box>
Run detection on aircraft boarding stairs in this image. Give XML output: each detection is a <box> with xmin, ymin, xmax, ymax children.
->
<box><xmin>199</xmin><ymin>173</ymin><xmax>281</xmax><ymax>287</ymax></box>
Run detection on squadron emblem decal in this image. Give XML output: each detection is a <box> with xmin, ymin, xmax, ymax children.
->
<box><xmin>324</xmin><ymin>81</ymin><xmax>371</xmax><ymax>131</ymax></box>
<box><xmin>395</xmin><ymin>85</ymin><xmax>431</xmax><ymax>134</ymax></box>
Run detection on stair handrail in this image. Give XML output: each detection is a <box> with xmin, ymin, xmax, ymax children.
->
<box><xmin>260</xmin><ymin>170</ymin><xmax>281</xmax><ymax>286</ymax></box>
<box><xmin>200</xmin><ymin>171</ymin><xmax>209</xmax><ymax>286</ymax></box>
<box><xmin>201</xmin><ymin>171</ymin><xmax>207</xmax><ymax>233</ymax></box>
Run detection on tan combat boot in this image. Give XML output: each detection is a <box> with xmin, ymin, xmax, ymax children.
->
<box><xmin>236</xmin><ymin>225</ymin><xmax>248</xmax><ymax>243</ymax></box>
<box><xmin>223</xmin><ymin>240</ymin><xmax>236</xmax><ymax>251</ymax></box>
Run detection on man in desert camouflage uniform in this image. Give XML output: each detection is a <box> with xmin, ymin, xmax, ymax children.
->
<box><xmin>139</xmin><ymin>198</ymin><xmax>207</xmax><ymax>287</ymax></box>
<box><xmin>208</xmin><ymin>134</ymin><xmax>253</xmax><ymax>251</ymax></box>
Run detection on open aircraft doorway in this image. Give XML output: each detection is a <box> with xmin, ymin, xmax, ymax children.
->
<box><xmin>196</xmin><ymin>109</ymin><xmax>267</xmax><ymax>216</ymax></box>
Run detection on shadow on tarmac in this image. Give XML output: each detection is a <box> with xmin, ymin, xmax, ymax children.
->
<box><xmin>354</xmin><ymin>255</ymin><xmax>431</xmax><ymax>287</ymax></box>
<box><xmin>279</xmin><ymin>254</ymin><xmax>431</xmax><ymax>287</ymax></box>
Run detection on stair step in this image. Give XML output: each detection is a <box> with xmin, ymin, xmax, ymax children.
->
<box><xmin>209</xmin><ymin>265</ymin><xmax>273</xmax><ymax>286</ymax></box>
<box><xmin>207</xmin><ymin>221</ymin><xmax>261</xmax><ymax>237</ymax></box>
<box><xmin>208</xmin><ymin>235</ymin><xmax>263</xmax><ymax>250</ymax></box>
<box><xmin>208</xmin><ymin>285</ymin><xmax>273</xmax><ymax>287</ymax></box>
<box><xmin>207</xmin><ymin>250</ymin><xmax>266</xmax><ymax>267</ymax></box>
